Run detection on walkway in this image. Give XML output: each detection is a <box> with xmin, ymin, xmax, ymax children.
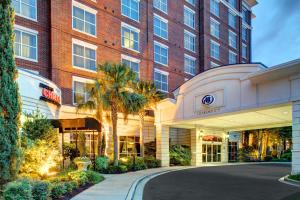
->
<box><xmin>71</xmin><ymin>167</ymin><xmax>184</xmax><ymax>200</ymax></box>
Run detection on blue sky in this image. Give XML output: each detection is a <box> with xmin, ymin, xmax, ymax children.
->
<box><xmin>252</xmin><ymin>1</ymin><xmax>300</xmax><ymax>67</ymax></box>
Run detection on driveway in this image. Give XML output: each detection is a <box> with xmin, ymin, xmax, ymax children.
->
<box><xmin>143</xmin><ymin>164</ymin><xmax>300</xmax><ymax>200</ymax></box>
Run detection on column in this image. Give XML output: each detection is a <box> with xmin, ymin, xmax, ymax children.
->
<box><xmin>292</xmin><ymin>101</ymin><xmax>300</xmax><ymax>175</ymax></box>
<box><xmin>191</xmin><ymin>128</ymin><xmax>202</xmax><ymax>166</ymax></box>
<box><xmin>156</xmin><ymin>125</ymin><xmax>170</xmax><ymax>167</ymax></box>
<box><xmin>222</xmin><ymin>133</ymin><xmax>229</xmax><ymax>163</ymax></box>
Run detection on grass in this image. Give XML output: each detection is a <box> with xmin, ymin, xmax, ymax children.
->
<box><xmin>288</xmin><ymin>174</ymin><xmax>300</xmax><ymax>181</ymax></box>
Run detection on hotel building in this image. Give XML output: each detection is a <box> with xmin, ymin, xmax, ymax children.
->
<box><xmin>15</xmin><ymin>0</ymin><xmax>300</xmax><ymax>174</ymax></box>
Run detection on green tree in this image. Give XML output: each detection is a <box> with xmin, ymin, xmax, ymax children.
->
<box><xmin>135</xmin><ymin>81</ymin><xmax>164</xmax><ymax>156</ymax></box>
<box><xmin>78</xmin><ymin>63</ymin><xmax>146</xmax><ymax>166</ymax></box>
<box><xmin>0</xmin><ymin>0</ymin><xmax>21</xmax><ymax>184</ymax></box>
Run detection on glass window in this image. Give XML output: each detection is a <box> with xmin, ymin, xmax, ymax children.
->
<box><xmin>119</xmin><ymin>136</ymin><xmax>141</xmax><ymax>157</ymax></box>
<box><xmin>154</xmin><ymin>15</ymin><xmax>168</xmax><ymax>40</ymax></box>
<box><xmin>228</xmin><ymin>31</ymin><xmax>237</xmax><ymax>49</ymax></box>
<box><xmin>154</xmin><ymin>70</ymin><xmax>168</xmax><ymax>92</ymax></box>
<box><xmin>210</xmin><ymin>18</ymin><xmax>220</xmax><ymax>38</ymax></box>
<box><xmin>228</xmin><ymin>12</ymin><xmax>236</xmax><ymax>29</ymax></box>
<box><xmin>184</xmin><ymin>55</ymin><xmax>196</xmax><ymax>75</ymax></box>
<box><xmin>184</xmin><ymin>6</ymin><xmax>195</xmax><ymax>29</ymax></box>
<box><xmin>73</xmin><ymin>80</ymin><xmax>94</xmax><ymax>104</ymax></box>
<box><xmin>228</xmin><ymin>0</ymin><xmax>236</xmax><ymax>8</ymax></box>
<box><xmin>72</xmin><ymin>6</ymin><xmax>96</xmax><ymax>36</ymax></box>
<box><xmin>122</xmin><ymin>58</ymin><xmax>140</xmax><ymax>78</ymax></box>
<box><xmin>186</xmin><ymin>0</ymin><xmax>195</xmax><ymax>6</ymax></box>
<box><xmin>210</xmin><ymin>40</ymin><xmax>220</xmax><ymax>60</ymax></box>
<box><xmin>153</xmin><ymin>0</ymin><xmax>167</xmax><ymax>13</ymax></box>
<box><xmin>242</xmin><ymin>7</ymin><xmax>248</xmax><ymax>24</ymax></box>
<box><xmin>14</xmin><ymin>29</ymin><xmax>37</xmax><ymax>61</ymax></box>
<box><xmin>242</xmin><ymin>26</ymin><xmax>247</xmax><ymax>41</ymax></box>
<box><xmin>210</xmin><ymin>0</ymin><xmax>219</xmax><ymax>17</ymax></box>
<box><xmin>122</xmin><ymin>25</ymin><xmax>139</xmax><ymax>51</ymax></box>
<box><xmin>242</xmin><ymin>43</ymin><xmax>247</xmax><ymax>59</ymax></box>
<box><xmin>121</xmin><ymin>0</ymin><xmax>140</xmax><ymax>21</ymax></box>
<box><xmin>12</xmin><ymin>0</ymin><xmax>37</xmax><ymax>20</ymax></box>
<box><xmin>73</xmin><ymin>43</ymin><xmax>96</xmax><ymax>71</ymax></box>
<box><xmin>228</xmin><ymin>51</ymin><xmax>236</xmax><ymax>64</ymax></box>
<box><xmin>184</xmin><ymin>31</ymin><xmax>196</xmax><ymax>52</ymax></box>
<box><xmin>154</xmin><ymin>42</ymin><xmax>168</xmax><ymax>65</ymax></box>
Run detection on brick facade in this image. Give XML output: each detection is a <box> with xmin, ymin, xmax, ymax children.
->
<box><xmin>14</xmin><ymin>0</ymin><xmax>255</xmax><ymax>105</ymax></box>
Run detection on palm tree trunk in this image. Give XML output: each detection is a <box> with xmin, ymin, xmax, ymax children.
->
<box><xmin>139</xmin><ymin>111</ymin><xmax>145</xmax><ymax>157</ymax></box>
<box><xmin>111</xmin><ymin>105</ymin><xmax>119</xmax><ymax>166</ymax></box>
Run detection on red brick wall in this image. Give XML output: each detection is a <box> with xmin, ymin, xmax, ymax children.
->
<box><xmin>15</xmin><ymin>0</ymin><xmax>51</xmax><ymax>78</ymax></box>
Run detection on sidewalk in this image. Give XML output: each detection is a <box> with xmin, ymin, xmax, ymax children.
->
<box><xmin>71</xmin><ymin>167</ymin><xmax>183</xmax><ymax>200</ymax></box>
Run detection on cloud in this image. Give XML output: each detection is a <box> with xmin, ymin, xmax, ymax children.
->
<box><xmin>253</xmin><ymin>1</ymin><xmax>300</xmax><ymax>47</ymax></box>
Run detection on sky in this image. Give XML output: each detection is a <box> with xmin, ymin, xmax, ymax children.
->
<box><xmin>252</xmin><ymin>0</ymin><xmax>300</xmax><ymax>67</ymax></box>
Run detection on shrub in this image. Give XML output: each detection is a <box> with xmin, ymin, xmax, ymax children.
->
<box><xmin>119</xmin><ymin>157</ymin><xmax>134</xmax><ymax>171</ymax></box>
<box><xmin>281</xmin><ymin>152</ymin><xmax>292</xmax><ymax>161</ymax></box>
<box><xmin>50</xmin><ymin>183</ymin><xmax>67</xmax><ymax>199</ymax></box>
<box><xmin>86</xmin><ymin>171</ymin><xmax>105</xmax><ymax>184</ymax></box>
<box><xmin>264</xmin><ymin>155</ymin><xmax>272</xmax><ymax>162</ymax></box>
<box><xmin>170</xmin><ymin>145</ymin><xmax>191</xmax><ymax>166</ymax></box>
<box><xmin>238</xmin><ymin>146</ymin><xmax>256</xmax><ymax>162</ymax></box>
<box><xmin>31</xmin><ymin>180</ymin><xmax>49</xmax><ymax>200</ymax></box>
<box><xmin>63</xmin><ymin>182</ymin><xmax>74</xmax><ymax>193</ymax></box>
<box><xmin>68</xmin><ymin>171</ymin><xmax>89</xmax><ymax>186</ymax></box>
<box><xmin>144</xmin><ymin>156</ymin><xmax>161</xmax><ymax>168</ymax></box>
<box><xmin>132</xmin><ymin>157</ymin><xmax>147</xmax><ymax>171</ymax></box>
<box><xmin>95</xmin><ymin>156</ymin><xmax>109</xmax><ymax>173</ymax></box>
<box><xmin>289</xmin><ymin>174</ymin><xmax>300</xmax><ymax>181</ymax></box>
<box><xmin>106</xmin><ymin>165</ymin><xmax>128</xmax><ymax>174</ymax></box>
<box><xmin>3</xmin><ymin>180</ymin><xmax>33</xmax><ymax>200</ymax></box>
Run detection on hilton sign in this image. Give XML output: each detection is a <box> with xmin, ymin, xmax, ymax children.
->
<box><xmin>39</xmin><ymin>83</ymin><xmax>61</xmax><ymax>106</ymax></box>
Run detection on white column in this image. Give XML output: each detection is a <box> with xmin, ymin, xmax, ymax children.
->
<box><xmin>156</xmin><ymin>125</ymin><xmax>170</xmax><ymax>167</ymax></box>
<box><xmin>292</xmin><ymin>101</ymin><xmax>300</xmax><ymax>174</ymax></box>
<box><xmin>191</xmin><ymin>128</ymin><xmax>202</xmax><ymax>166</ymax></box>
<box><xmin>222</xmin><ymin>133</ymin><xmax>229</xmax><ymax>163</ymax></box>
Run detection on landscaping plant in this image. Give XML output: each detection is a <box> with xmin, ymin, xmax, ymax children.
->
<box><xmin>170</xmin><ymin>145</ymin><xmax>191</xmax><ymax>166</ymax></box>
<box><xmin>0</xmin><ymin>0</ymin><xmax>22</xmax><ymax>185</ymax></box>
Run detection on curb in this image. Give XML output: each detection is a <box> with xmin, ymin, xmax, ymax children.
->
<box><xmin>279</xmin><ymin>175</ymin><xmax>300</xmax><ymax>188</ymax></box>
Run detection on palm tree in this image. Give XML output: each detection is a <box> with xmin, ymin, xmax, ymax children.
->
<box><xmin>135</xmin><ymin>81</ymin><xmax>164</xmax><ymax>157</ymax></box>
<box><xmin>78</xmin><ymin>62</ymin><xmax>146</xmax><ymax>166</ymax></box>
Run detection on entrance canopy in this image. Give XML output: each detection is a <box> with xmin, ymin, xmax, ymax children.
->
<box><xmin>155</xmin><ymin>60</ymin><xmax>300</xmax><ymax>131</ymax></box>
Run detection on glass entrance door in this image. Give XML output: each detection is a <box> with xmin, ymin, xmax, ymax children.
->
<box><xmin>202</xmin><ymin>143</ymin><xmax>222</xmax><ymax>163</ymax></box>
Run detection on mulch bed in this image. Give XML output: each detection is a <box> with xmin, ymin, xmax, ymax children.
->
<box><xmin>56</xmin><ymin>183</ymin><xmax>94</xmax><ymax>200</ymax></box>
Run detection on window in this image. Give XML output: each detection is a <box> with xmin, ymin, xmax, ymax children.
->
<box><xmin>210</xmin><ymin>0</ymin><xmax>219</xmax><ymax>17</ymax></box>
<box><xmin>211</xmin><ymin>61</ymin><xmax>219</xmax><ymax>68</ymax></box>
<box><xmin>242</xmin><ymin>7</ymin><xmax>248</xmax><ymax>24</ymax></box>
<box><xmin>184</xmin><ymin>54</ymin><xmax>196</xmax><ymax>75</ymax></box>
<box><xmin>14</xmin><ymin>27</ymin><xmax>37</xmax><ymax>61</ymax></box>
<box><xmin>228</xmin><ymin>12</ymin><xmax>236</xmax><ymax>29</ymax></box>
<box><xmin>154</xmin><ymin>69</ymin><xmax>168</xmax><ymax>92</ymax></box>
<box><xmin>12</xmin><ymin>0</ymin><xmax>37</xmax><ymax>20</ymax></box>
<box><xmin>186</xmin><ymin>0</ymin><xmax>195</xmax><ymax>6</ymax></box>
<box><xmin>73</xmin><ymin>77</ymin><xmax>94</xmax><ymax>104</ymax></box>
<box><xmin>121</xmin><ymin>55</ymin><xmax>140</xmax><ymax>78</ymax></box>
<box><xmin>228</xmin><ymin>50</ymin><xmax>236</xmax><ymax>64</ymax></box>
<box><xmin>210</xmin><ymin>40</ymin><xmax>220</xmax><ymax>60</ymax></box>
<box><xmin>121</xmin><ymin>0</ymin><xmax>140</xmax><ymax>21</ymax></box>
<box><xmin>242</xmin><ymin>43</ymin><xmax>247</xmax><ymax>59</ymax></box>
<box><xmin>210</xmin><ymin>18</ymin><xmax>220</xmax><ymax>38</ymax></box>
<box><xmin>119</xmin><ymin>136</ymin><xmax>140</xmax><ymax>157</ymax></box>
<box><xmin>72</xmin><ymin>2</ymin><xmax>96</xmax><ymax>36</ymax></box>
<box><xmin>154</xmin><ymin>14</ymin><xmax>168</xmax><ymax>40</ymax></box>
<box><xmin>72</xmin><ymin>39</ymin><xmax>97</xmax><ymax>71</ymax></box>
<box><xmin>228</xmin><ymin>31</ymin><xmax>237</xmax><ymax>49</ymax></box>
<box><xmin>153</xmin><ymin>0</ymin><xmax>167</xmax><ymax>13</ymax></box>
<box><xmin>228</xmin><ymin>0</ymin><xmax>236</xmax><ymax>8</ymax></box>
<box><xmin>121</xmin><ymin>23</ymin><xmax>140</xmax><ymax>52</ymax></box>
<box><xmin>242</xmin><ymin>26</ymin><xmax>247</xmax><ymax>41</ymax></box>
<box><xmin>184</xmin><ymin>6</ymin><xmax>195</xmax><ymax>29</ymax></box>
<box><xmin>184</xmin><ymin>30</ymin><xmax>196</xmax><ymax>52</ymax></box>
<box><xmin>154</xmin><ymin>41</ymin><xmax>168</xmax><ymax>66</ymax></box>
